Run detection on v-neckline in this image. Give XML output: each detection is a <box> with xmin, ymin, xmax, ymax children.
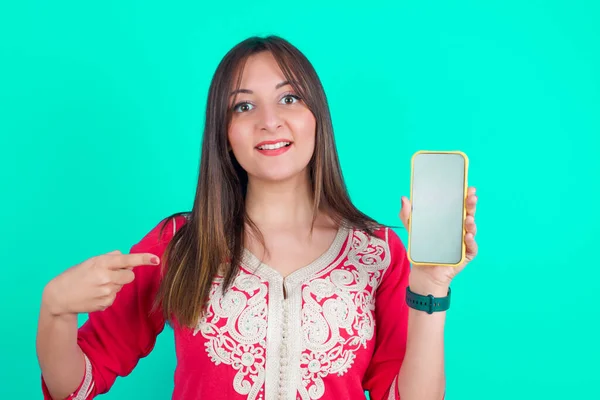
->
<box><xmin>241</xmin><ymin>223</ymin><xmax>352</xmax><ymax>285</ymax></box>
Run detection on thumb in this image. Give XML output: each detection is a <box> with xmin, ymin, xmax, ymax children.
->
<box><xmin>106</xmin><ymin>250</ymin><xmax>122</xmax><ymax>255</ymax></box>
<box><xmin>399</xmin><ymin>196</ymin><xmax>411</xmax><ymax>229</ymax></box>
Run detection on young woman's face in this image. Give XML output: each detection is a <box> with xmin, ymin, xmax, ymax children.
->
<box><xmin>227</xmin><ymin>51</ymin><xmax>316</xmax><ymax>184</ymax></box>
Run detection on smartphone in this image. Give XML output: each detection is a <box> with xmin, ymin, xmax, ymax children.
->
<box><xmin>407</xmin><ymin>151</ymin><xmax>469</xmax><ymax>267</ymax></box>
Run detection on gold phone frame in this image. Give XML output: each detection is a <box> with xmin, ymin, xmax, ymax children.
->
<box><xmin>407</xmin><ymin>150</ymin><xmax>469</xmax><ymax>267</ymax></box>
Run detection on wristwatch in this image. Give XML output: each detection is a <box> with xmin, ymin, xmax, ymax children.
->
<box><xmin>405</xmin><ymin>286</ymin><xmax>451</xmax><ymax>314</ymax></box>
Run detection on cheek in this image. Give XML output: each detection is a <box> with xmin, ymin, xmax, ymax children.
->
<box><xmin>227</xmin><ymin>120</ymin><xmax>252</xmax><ymax>156</ymax></box>
<box><xmin>291</xmin><ymin>110</ymin><xmax>317</xmax><ymax>146</ymax></box>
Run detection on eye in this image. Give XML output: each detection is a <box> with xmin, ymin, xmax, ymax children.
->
<box><xmin>280</xmin><ymin>94</ymin><xmax>300</xmax><ymax>105</ymax></box>
<box><xmin>233</xmin><ymin>102</ymin><xmax>255</xmax><ymax>113</ymax></box>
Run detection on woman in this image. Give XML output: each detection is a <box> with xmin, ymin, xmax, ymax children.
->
<box><xmin>37</xmin><ymin>36</ymin><xmax>478</xmax><ymax>400</ymax></box>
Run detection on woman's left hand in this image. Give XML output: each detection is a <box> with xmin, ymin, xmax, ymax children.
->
<box><xmin>399</xmin><ymin>187</ymin><xmax>479</xmax><ymax>290</ymax></box>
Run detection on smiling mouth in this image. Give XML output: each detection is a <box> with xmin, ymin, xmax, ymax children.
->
<box><xmin>256</xmin><ymin>141</ymin><xmax>292</xmax><ymax>150</ymax></box>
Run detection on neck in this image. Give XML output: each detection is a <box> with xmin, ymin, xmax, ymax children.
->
<box><xmin>245</xmin><ymin>171</ymin><xmax>315</xmax><ymax>230</ymax></box>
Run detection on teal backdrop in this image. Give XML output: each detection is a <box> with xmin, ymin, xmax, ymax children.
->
<box><xmin>1</xmin><ymin>0</ymin><xmax>599</xmax><ymax>399</ymax></box>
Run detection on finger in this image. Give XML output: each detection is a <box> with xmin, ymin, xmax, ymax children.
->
<box><xmin>109</xmin><ymin>269</ymin><xmax>136</xmax><ymax>285</ymax></box>
<box><xmin>467</xmin><ymin>186</ymin><xmax>476</xmax><ymax>196</ymax></box>
<box><xmin>95</xmin><ymin>281</ymin><xmax>129</xmax><ymax>300</ymax></box>
<box><xmin>465</xmin><ymin>233</ymin><xmax>478</xmax><ymax>258</ymax></box>
<box><xmin>106</xmin><ymin>250</ymin><xmax>122</xmax><ymax>255</ymax></box>
<box><xmin>97</xmin><ymin>283</ymin><xmax>123</xmax><ymax>293</ymax></box>
<box><xmin>399</xmin><ymin>196</ymin><xmax>411</xmax><ymax>229</ymax></box>
<box><xmin>102</xmin><ymin>253</ymin><xmax>160</xmax><ymax>270</ymax></box>
<box><xmin>97</xmin><ymin>291</ymin><xmax>118</xmax><ymax>311</ymax></box>
<box><xmin>466</xmin><ymin>194</ymin><xmax>477</xmax><ymax>216</ymax></box>
<box><xmin>465</xmin><ymin>215</ymin><xmax>477</xmax><ymax>236</ymax></box>
<box><xmin>95</xmin><ymin>284</ymin><xmax>117</xmax><ymax>298</ymax></box>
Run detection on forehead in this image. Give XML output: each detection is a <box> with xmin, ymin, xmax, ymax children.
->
<box><xmin>235</xmin><ymin>51</ymin><xmax>286</xmax><ymax>87</ymax></box>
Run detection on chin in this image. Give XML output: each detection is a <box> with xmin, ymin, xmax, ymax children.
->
<box><xmin>251</xmin><ymin>166</ymin><xmax>309</xmax><ymax>184</ymax></box>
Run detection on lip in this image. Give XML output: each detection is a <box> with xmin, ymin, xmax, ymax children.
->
<box><xmin>255</xmin><ymin>139</ymin><xmax>293</xmax><ymax>157</ymax></box>
<box><xmin>255</xmin><ymin>139</ymin><xmax>293</xmax><ymax>148</ymax></box>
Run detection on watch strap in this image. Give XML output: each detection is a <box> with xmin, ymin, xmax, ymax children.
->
<box><xmin>405</xmin><ymin>286</ymin><xmax>451</xmax><ymax>314</ymax></box>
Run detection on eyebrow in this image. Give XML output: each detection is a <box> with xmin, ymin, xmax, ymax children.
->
<box><xmin>230</xmin><ymin>80</ymin><xmax>291</xmax><ymax>96</ymax></box>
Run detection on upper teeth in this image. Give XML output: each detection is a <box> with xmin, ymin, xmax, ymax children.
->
<box><xmin>258</xmin><ymin>142</ymin><xmax>290</xmax><ymax>150</ymax></box>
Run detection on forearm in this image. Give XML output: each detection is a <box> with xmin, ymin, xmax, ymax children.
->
<box><xmin>396</xmin><ymin>277</ymin><xmax>447</xmax><ymax>400</ymax></box>
<box><xmin>36</xmin><ymin>288</ymin><xmax>86</xmax><ymax>400</ymax></box>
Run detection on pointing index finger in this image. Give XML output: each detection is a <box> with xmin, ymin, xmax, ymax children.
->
<box><xmin>105</xmin><ymin>253</ymin><xmax>160</xmax><ymax>270</ymax></box>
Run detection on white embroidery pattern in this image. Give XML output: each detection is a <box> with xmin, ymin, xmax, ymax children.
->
<box><xmin>298</xmin><ymin>230</ymin><xmax>391</xmax><ymax>399</ymax></box>
<box><xmin>73</xmin><ymin>354</ymin><xmax>93</xmax><ymax>400</ymax></box>
<box><xmin>189</xmin><ymin>226</ymin><xmax>392</xmax><ymax>400</ymax></box>
<box><xmin>387</xmin><ymin>375</ymin><xmax>399</xmax><ymax>400</ymax></box>
<box><xmin>193</xmin><ymin>273</ymin><xmax>269</xmax><ymax>400</ymax></box>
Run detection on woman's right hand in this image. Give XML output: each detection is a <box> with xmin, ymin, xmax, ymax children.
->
<box><xmin>42</xmin><ymin>250</ymin><xmax>160</xmax><ymax>316</ymax></box>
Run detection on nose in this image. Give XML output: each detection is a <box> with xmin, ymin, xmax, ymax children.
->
<box><xmin>257</xmin><ymin>103</ymin><xmax>283</xmax><ymax>133</ymax></box>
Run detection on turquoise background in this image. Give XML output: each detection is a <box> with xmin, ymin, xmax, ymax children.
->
<box><xmin>1</xmin><ymin>0</ymin><xmax>599</xmax><ymax>398</ymax></box>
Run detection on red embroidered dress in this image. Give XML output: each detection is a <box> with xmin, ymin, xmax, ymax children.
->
<box><xmin>42</xmin><ymin>215</ymin><xmax>411</xmax><ymax>400</ymax></box>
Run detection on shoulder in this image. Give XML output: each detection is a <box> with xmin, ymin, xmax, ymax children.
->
<box><xmin>381</xmin><ymin>226</ymin><xmax>406</xmax><ymax>254</ymax></box>
<box><xmin>363</xmin><ymin>225</ymin><xmax>411</xmax><ymax>288</ymax></box>
<box><xmin>130</xmin><ymin>212</ymin><xmax>190</xmax><ymax>256</ymax></box>
<box><xmin>353</xmin><ymin>224</ymin><xmax>407</xmax><ymax>257</ymax></box>
<box><xmin>345</xmin><ymin>224</ymin><xmax>410</xmax><ymax>290</ymax></box>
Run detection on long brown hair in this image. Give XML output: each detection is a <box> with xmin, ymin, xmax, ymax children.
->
<box><xmin>155</xmin><ymin>35</ymin><xmax>382</xmax><ymax>328</ymax></box>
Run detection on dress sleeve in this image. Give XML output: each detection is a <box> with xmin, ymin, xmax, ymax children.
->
<box><xmin>41</xmin><ymin>216</ymin><xmax>185</xmax><ymax>399</ymax></box>
<box><xmin>362</xmin><ymin>227</ymin><xmax>411</xmax><ymax>400</ymax></box>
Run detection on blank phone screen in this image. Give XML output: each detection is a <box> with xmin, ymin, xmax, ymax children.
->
<box><xmin>408</xmin><ymin>152</ymin><xmax>466</xmax><ymax>265</ymax></box>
